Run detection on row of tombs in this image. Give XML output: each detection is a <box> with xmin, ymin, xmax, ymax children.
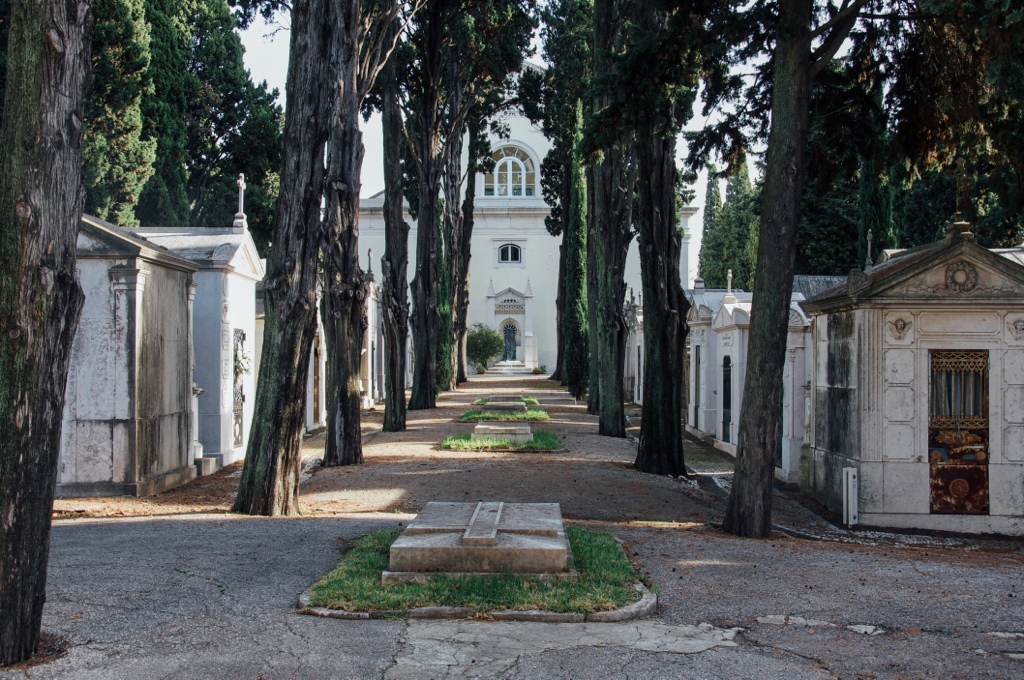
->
<box><xmin>624</xmin><ymin>219</ymin><xmax>1024</xmax><ymax>536</ymax></box>
<box><xmin>58</xmin><ymin>213</ymin><xmax>388</xmax><ymax>498</ymax></box>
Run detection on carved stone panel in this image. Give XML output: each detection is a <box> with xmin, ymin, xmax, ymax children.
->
<box><xmin>1005</xmin><ymin>352</ymin><xmax>1024</xmax><ymax>385</ymax></box>
<box><xmin>884</xmin><ymin>312</ymin><xmax>914</xmax><ymax>345</ymax></box>
<box><xmin>884</xmin><ymin>349</ymin><xmax>915</xmax><ymax>384</ymax></box>
<box><xmin>1006</xmin><ymin>318</ymin><xmax>1024</xmax><ymax>344</ymax></box>
<box><xmin>1004</xmin><ymin>386</ymin><xmax>1024</xmax><ymax>423</ymax></box>
<box><xmin>918</xmin><ymin>312</ymin><xmax>999</xmax><ymax>335</ymax></box>
<box><xmin>884</xmin><ymin>385</ymin><xmax>915</xmax><ymax>422</ymax></box>
<box><xmin>883</xmin><ymin>424</ymin><xmax>915</xmax><ymax>460</ymax></box>
<box><xmin>1004</xmin><ymin>426</ymin><xmax>1024</xmax><ymax>461</ymax></box>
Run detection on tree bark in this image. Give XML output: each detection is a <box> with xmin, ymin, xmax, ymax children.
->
<box><xmin>585</xmin><ymin>166</ymin><xmax>600</xmax><ymax>414</ymax></box>
<box><xmin>590</xmin><ymin>0</ymin><xmax>636</xmax><ymax>436</ymax></box>
<box><xmin>454</xmin><ymin>117</ymin><xmax>481</xmax><ymax>385</ymax></box>
<box><xmin>721</xmin><ymin>0</ymin><xmax>812</xmax><ymax>537</ymax></box>
<box><xmin>380</xmin><ymin>40</ymin><xmax>410</xmax><ymax>432</ymax></box>
<box><xmin>321</xmin><ymin>0</ymin><xmax>368</xmax><ymax>468</ymax></box>
<box><xmin>233</xmin><ymin>0</ymin><xmax>329</xmax><ymax>514</ymax></box>
<box><xmin>634</xmin><ymin>120</ymin><xmax>688</xmax><ymax>476</ymax></box>
<box><xmin>440</xmin><ymin>117</ymin><xmax>464</xmax><ymax>391</ymax></box>
<box><xmin>0</xmin><ymin>0</ymin><xmax>92</xmax><ymax>665</ymax></box>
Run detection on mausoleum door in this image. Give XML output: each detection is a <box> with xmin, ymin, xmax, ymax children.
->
<box><xmin>928</xmin><ymin>350</ymin><xmax>989</xmax><ymax>515</ymax></box>
<box><xmin>233</xmin><ymin>329</ymin><xmax>246</xmax><ymax>447</ymax></box>
<box><xmin>722</xmin><ymin>357</ymin><xmax>732</xmax><ymax>443</ymax></box>
<box><xmin>693</xmin><ymin>345</ymin><xmax>701</xmax><ymax>426</ymax></box>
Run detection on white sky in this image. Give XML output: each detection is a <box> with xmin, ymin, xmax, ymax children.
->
<box><xmin>239</xmin><ymin>17</ymin><xmax>717</xmax><ymax>246</ymax></box>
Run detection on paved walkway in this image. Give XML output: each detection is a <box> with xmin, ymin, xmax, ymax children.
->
<box><xmin>9</xmin><ymin>375</ymin><xmax>1024</xmax><ymax>679</ymax></box>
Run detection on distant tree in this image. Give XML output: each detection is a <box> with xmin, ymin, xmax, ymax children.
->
<box><xmin>136</xmin><ymin>0</ymin><xmax>281</xmax><ymax>240</ymax></box>
<box><xmin>697</xmin><ymin>164</ymin><xmax>721</xmax><ymax>280</ymax></box>
<box><xmin>699</xmin><ymin>159</ymin><xmax>756</xmax><ymax>289</ymax></box>
<box><xmin>466</xmin><ymin>323</ymin><xmax>504</xmax><ymax>369</ymax></box>
<box><xmin>83</xmin><ymin>0</ymin><xmax>157</xmax><ymax>226</ymax></box>
<box><xmin>563</xmin><ymin>99</ymin><xmax>588</xmax><ymax>399</ymax></box>
<box><xmin>0</xmin><ymin>0</ymin><xmax>92</xmax><ymax>664</ymax></box>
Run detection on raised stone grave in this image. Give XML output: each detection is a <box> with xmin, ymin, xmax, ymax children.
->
<box><xmin>482</xmin><ymin>400</ymin><xmax>528</xmax><ymax>415</ymax></box>
<box><xmin>471</xmin><ymin>423</ymin><xmax>532</xmax><ymax>443</ymax></box>
<box><xmin>383</xmin><ymin>502</ymin><xmax>575</xmax><ymax>584</ymax></box>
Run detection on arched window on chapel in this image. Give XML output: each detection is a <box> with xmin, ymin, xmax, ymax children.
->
<box><xmin>483</xmin><ymin>145</ymin><xmax>536</xmax><ymax>197</ymax></box>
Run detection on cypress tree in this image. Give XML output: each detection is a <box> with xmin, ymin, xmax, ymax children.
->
<box><xmin>697</xmin><ymin>164</ymin><xmax>721</xmax><ymax>280</ymax></box>
<box><xmin>82</xmin><ymin>0</ymin><xmax>157</xmax><ymax>226</ymax></box>
<box><xmin>563</xmin><ymin>100</ymin><xmax>588</xmax><ymax>399</ymax></box>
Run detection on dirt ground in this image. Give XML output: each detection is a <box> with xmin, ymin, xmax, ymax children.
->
<box><xmin>53</xmin><ymin>374</ymin><xmax>1023</xmax><ymax>554</ymax></box>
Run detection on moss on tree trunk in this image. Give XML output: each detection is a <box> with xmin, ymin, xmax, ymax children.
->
<box><xmin>0</xmin><ymin>0</ymin><xmax>92</xmax><ymax>664</ymax></box>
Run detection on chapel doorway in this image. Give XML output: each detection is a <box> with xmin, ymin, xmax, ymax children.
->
<box><xmin>928</xmin><ymin>350</ymin><xmax>989</xmax><ymax>515</ymax></box>
<box><xmin>501</xmin><ymin>322</ymin><xmax>518</xmax><ymax>362</ymax></box>
<box><xmin>233</xmin><ymin>329</ymin><xmax>246</xmax><ymax>448</ymax></box>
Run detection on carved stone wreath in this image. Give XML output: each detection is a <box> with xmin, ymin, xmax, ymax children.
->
<box><xmin>887</xmin><ymin>317</ymin><xmax>912</xmax><ymax>341</ymax></box>
<box><xmin>945</xmin><ymin>260</ymin><xmax>978</xmax><ymax>293</ymax></box>
<box><xmin>1009</xmin><ymin>318</ymin><xmax>1024</xmax><ymax>341</ymax></box>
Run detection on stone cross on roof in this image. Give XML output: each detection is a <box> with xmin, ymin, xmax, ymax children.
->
<box><xmin>865</xmin><ymin>229</ymin><xmax>874</xmax><ymax>272</ymax></box>
<box><xmin>232</xmin><ymin>173</ymin><xmax>248</xmax><ymax>232</ymax></box>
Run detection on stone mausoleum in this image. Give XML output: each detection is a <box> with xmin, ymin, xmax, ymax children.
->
<box><xmin>801</xmin><ymin>220</ymin><xmax>1024</xmax><ymax>534</ymax></box>
<box><xmin>58</xmin><ymin>216</ymin><xmax>199</xmax><ymax>497</ymax></box>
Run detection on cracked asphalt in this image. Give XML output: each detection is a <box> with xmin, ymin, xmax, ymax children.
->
<box><xmin>6</xmin><ymin>376</ymin><xmax>1024</xmax><ymax>679</ymax></box>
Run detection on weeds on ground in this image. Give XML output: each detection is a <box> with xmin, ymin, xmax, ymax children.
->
<box><xmin>308</xmin><ymin>525</ymin><xmax>641</xmax><ymax>613</ymax></box>
<box><xmin>439</xmin><ymin>431</ymin><xmax>562</xmax><ymax>451</ymax></box>
<box><xmin>459</xmin><ymin>408</ymin><xmax>549</xmax><ymax>422</ymax></box>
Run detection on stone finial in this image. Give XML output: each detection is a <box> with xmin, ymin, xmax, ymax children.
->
<box><xmin>945</xmin><ymin>158</ymin><xmax>975</xmax><ymax>240</ymax></box>
<box><xmin>525</xmin><ymin>279</ymin><xmax>533</xmax><ymax>296</ymax></box>
<box><xmin>693</xmin><ymin>276</ymin><xmax>705</xmax><ymax>293</ymax></box>
<box><xmin>367</xmin><ymin>248</ymin><xmax>373</xmax><ymax>274</ymax></box>
<box><xmin>232</xmin><ymin>173</ymin><xmax>248</xmax><ymax>233</ymax></box>
<box><xmin>727</xmin><ymin>269</ymin><xmax>733</xmax><ymax>294</ymax></box>
<box><xmin>865</xmin><ymin>229</ymin><xmax>874</xmax><ymax>273</ymax></box>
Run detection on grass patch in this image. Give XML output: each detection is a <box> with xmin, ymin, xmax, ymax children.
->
<box><xmin>472</xmin><ymin>396</ymin><xmax>540</xmax><ymax>405</ymax></box>
<box><xmin>308</xmin><ymin>525</ymin><xmax>641</xmax><ymax>613</ymax></box>
<box><xmin>459</xmin><ymin>408</ymin><xmax>549</xmax><ymax>422</ymax></box>
<box><xmin>439</xmin><ymin>431</ymin><xmax>562</xmax><ymax>451</ymax></box>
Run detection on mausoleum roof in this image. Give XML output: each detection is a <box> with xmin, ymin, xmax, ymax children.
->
<box><xmin>78</xmin><ymin>215</ymin><xmax>198</xmax><ymax>273</ymax></box>
<box><xmin>132</xmin><ymin>226</ymin><xmax>265</xmax><ymax>280</ymax></box>
<box><xmin>802</xmin><ymin>228</ymin><xmax>1024</xmax><ymax>313</ymax></box>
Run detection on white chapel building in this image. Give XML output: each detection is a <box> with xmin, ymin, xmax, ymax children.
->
<box><xmin>359</xmin><ymin>94</ymin><xmax>698</xmax><ymax>371</ymax></box>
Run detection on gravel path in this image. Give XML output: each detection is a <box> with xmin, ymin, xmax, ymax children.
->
<box><xmin>11</xmin><ymin>374</ymin><xmax>1022</xmax><ymax>678</ymax></box>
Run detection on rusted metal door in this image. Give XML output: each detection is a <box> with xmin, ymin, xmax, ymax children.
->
<box><xmin>722</xmin><ymin>356</ymin><xmax>732</xmax><ymax>444</ymax></box>
<box><xmin>928</xmin><ymin>350</ymin><xmax>989</xmax><ymax>514</ymax></box>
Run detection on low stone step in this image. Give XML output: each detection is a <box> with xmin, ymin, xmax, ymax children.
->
<box><xmin>482</xmin><ymin>401</ymin><xmax>527</xmax><ymax>414</ymax></box>
<box><xmin>471</xmin><ymin>423</ymin><xmax>532</xmax><ymax>443</ymax></box>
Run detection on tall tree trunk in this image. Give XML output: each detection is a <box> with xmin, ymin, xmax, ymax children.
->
<box><xmin>563</xmin><ymin>100</ymin><xmax>589</xmax><ymax>399</ymax></box>
<box><xmin>321</xmin><ymin>2</ymin><xmax>367</xmax><ymax>467</ymax></box>
<box><xmin>586</xmin><ymin>166</ymin><xmax>600</xmax><ymax>413</ymax></box>
<box><xmin>455</xmin><ymin>118</ymin><xmax>481</xmax><ymax>385</ymax></box>
<box><xmin>380</xmin><ymin>43</ymin><xmax>409</xmax><ymax>432</ymax></box>
<box><xmin>233</xmin><ymin>0</ymin><xmax>329</xmax><ymax>514</ymax></box>
<box><xmin>441</xmin><ymin>118</ymin><xmax>464</xmax><ymax>391</ymax></box>
<box><xmin>634</xmin><ymin>120</ymin><xmax>688</xmax><ymax>475</ymax></box>
<box><xmin>409</xmin><ymin>153</ymin><xmax>441</xmax><ymax>410</ymax></box>
<box><xmin>0</xmin><ymin>0</ymin><xmax>92</xmax><ymax>665</ymax></box>
<box><xmin>722</xmin><ymin>0</ymin><xmax>811</xmax><ymax>537</ymax></box>
<box><xmin>590</xmin><ymin>0</ymin><xmax>635</xmax><ymax>436</ymax></box>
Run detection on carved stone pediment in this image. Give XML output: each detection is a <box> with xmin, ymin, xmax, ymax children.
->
<box><xmin>877</xmin><ymin>258</ymin><xmax>1024</xmax><ymax>299</ymax></box>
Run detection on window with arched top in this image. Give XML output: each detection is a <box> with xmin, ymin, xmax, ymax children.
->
<box><xmin>484</xmin><ymin>145</ymin><xmax>536</xmax><ymax>197</ymax></box>
<box><xmin>499</xmin><ymin>244</ymin><xmax>522</xmax><ymax>263</ymax></box>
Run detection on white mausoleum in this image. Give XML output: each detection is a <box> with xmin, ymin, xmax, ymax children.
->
<box><xmin>58</xmin><ymin>216</ymin><xmax>199</xmax><ymax>496</ymax></box>
<box><xmin>135</xmin><ymin>220</ymin><xmax>264</xmax><ymax>467</ymax></box>
<box><xmin>801</xmin><ymin>221</ymin><xmax>1024</xmax><ymax>534</ymax></box>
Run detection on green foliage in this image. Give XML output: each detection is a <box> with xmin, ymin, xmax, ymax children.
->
<box><xmin>697</xmin><ymin>166</ymin><xmax>721</xmax><ymax>280</ymax></box>
<box><xmin>458</xmin><ymin>409</ymin><xmax>550</xmax><ymax>422</ymax></box>
<box><xmin>698</xmin><ymin>159</ymin><xmax>758</xmax><ymax>289</ymax></box>
<box><xmin>136</xmin><ymin>0</ymin><xmax>282</xmax><ymax>242</ymax></box>
<box><xmin>82</xmin><ymin>0</ymin><xmax>157</xmax><ymax>226</ymax></box>
<box><xmin>309</xmin><ymin>525</ymin><xmax>639</xmax><ymax>613</ymax></box>
<box><xmin>439</xmin><ymin>431</ymin><xmax>562</xmax><ymax>451</ymax></box>
<box><xmin>472</xmin><ymin>396</ymin><xmax>540</xmax><ymax>405</ymax></box>
<box><xmin>466</xmin><ymin>323</ymin><xmax>504</xmax><ymax>369</ymax></box>
<box><xmin>563</xmin><ymin>100</ymin><xmax>589</xmax><ymax>400</ymax></box>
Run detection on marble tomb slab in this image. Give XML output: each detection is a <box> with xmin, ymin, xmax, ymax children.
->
<box><xmin>471</xmin><ymin>424</ymin><xmax>532</xmax><ymax>443</ymax></box>
<box><xmin>383</xmin><ymin>502</ymin><xmax>574</xmax><ymax>584</ymax></box>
